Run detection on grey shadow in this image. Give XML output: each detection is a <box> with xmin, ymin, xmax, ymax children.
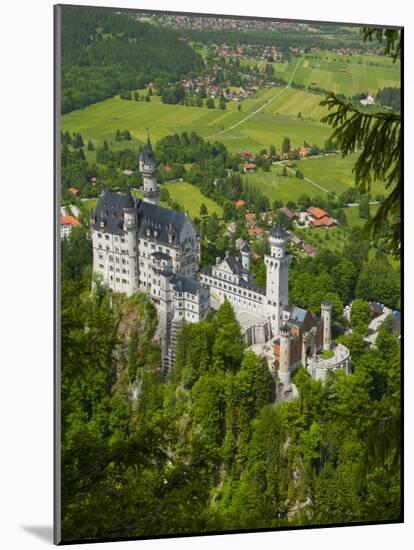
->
<box><xmin>21</xmin><ymin>525</ymin><xmax>54</xmax><ymax>543</ymax></box>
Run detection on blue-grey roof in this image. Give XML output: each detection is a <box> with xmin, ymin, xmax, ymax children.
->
<box><xmin>289</xmin><ymin>306</ymin><xmax>308</xmax><ymax>325</ymax></box>
<box><xmin>198</xmin><ymin>265</ymin><xmax>265</xmax><ymax>296</ymax></box>
<box><xmin>170</xmin><ymin>274</ymin><xmax>202</xmax><ymax>295</ymax></box>
<box><xmin>91</xmin><ymin>190</ymin><xmax>135</xmax><ymax>235</ymax></box>
<box><xmin>225</xmin><ymin>255</ymin><xmax>250</xmax><ymax>276</ymax></box>
<box><xmin>270</xmin><ymin>224</ymin><xmax>289</xmax><ymax>240</ymax></box>
<box><xmin>139</xmin><ymin>135</ymin><xmax>156</xmax><ymax>164</ymax></box>
<box><xmin>137</xmin><ymin>201</ymin><xmax>195</xmax><ymax>245</ymax></box>
<box><xmin>238</xmin><ymin>277</ymin><xmax>266</xmax><ymax>295</ymax></box>
<box><xmin>92</xmin><ymin>190</ymin><xmax>196</xmax><ymax>244</ymax></box>
<box><xmin>240</xmin><ymin>242</ymin><xmax>251</xmax><ymax>253</ymax></box>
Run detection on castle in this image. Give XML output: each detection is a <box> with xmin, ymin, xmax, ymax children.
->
<box><xmin>91</xmin><ymin>135</ymin><xmax>350</xmax><ymax>381</ymax></box>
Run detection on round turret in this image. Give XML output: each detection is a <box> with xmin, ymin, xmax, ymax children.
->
<box><xmin>240</xmin><ymin>242</ymin><xmax>251</xmax><ymax>271</ymax></box>
<box><xmin>279</xmin><ymin>324</ymin><xmax>291</xmax><ymax>385</ymax></box>
<box><xmin>321</xmin><ymin>301</ymin><xmax>332</xmax><ymax>351</ymax></box>
<box><xmin>269</xmin><ymin>224</ymin><xmax>288</xmax><ymax>258</ymax></box>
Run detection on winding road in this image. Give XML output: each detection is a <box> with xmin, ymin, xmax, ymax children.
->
<box><xmin>206</xmin><ymin>56</ymin><xmax>303</xmax><ymax>139</ymax></box>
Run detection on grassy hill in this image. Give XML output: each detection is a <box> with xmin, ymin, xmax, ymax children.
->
<box><xmin>61</xmin><ymin>87</ymin><xmax>333</xmax><ymax>154</ymax></box>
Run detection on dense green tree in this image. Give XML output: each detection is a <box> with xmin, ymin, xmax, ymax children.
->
<box><xmin>355</xmin><ymin>255</ymin><xmax>400</xmax><ymax>308</ymax></box>
<box><xmin>206</xmin><ymin>97</ymin><xmax>215</xmax><ymax>109</ymax></box>
<box><xmin>350</xmin><ymin>299</ymin><xmax>372</xmax><ymax>335</ymax></box>
<box><xmin>359</xmin><ymin>195</ymin><xmax>371</xmax><ymax>219</ymax></box>
<box><xmin>331</xmin><ymin>259</ymin><xmax>358</xmax><ymax>304</ymax></box>
<box><xmin>282</xmin><ymin>137</ymin><xmax>291</xmax><ymax>153</ymax></box>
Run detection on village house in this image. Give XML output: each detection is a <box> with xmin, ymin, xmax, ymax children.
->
<box><xmin>242</xmin><ymin>162</ymin><xmax>257</xmax><ymax>173</ymax></box>
<box><xmin>303</xmin><ymin>243</ymin><xmax>319</xmax><ymax>257</ymax></box>
<box><xmin>245</xmin><ymin>212</ymin><xmax>256</xmax><ymax>227</ymax></box>
<box><xmin>248</xmin><ymin>226</ymin><xmax>264</xmax><ymax>238</ymax></box>
<box><xmin>307</xmin><ymin>206</ymin><xmax>337</xmax><ymax>228</ymax></box>
<box><xmin>279</xmin><ymin>206</ymin><xmax>299</xmax><ymax>222</ymax></box>
<box><xmin>299</xmin><ymin>146</ymin><xmax>311</xmax><ymax>158</ymax></box>
<box><xmin>60</xmin><ymin>215</ymin><xmax>80</xmax><ymax>239</ymax></box>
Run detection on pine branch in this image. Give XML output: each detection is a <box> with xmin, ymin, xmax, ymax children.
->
<box><xmin>320</xmin><ymin>93</ymin><xmax>401</xmax><ymax>255</ymax></box>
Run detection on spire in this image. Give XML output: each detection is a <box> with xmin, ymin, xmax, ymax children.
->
<box><xmin>139</xmin><ymin>130</ymin><xmax>155</xmax><ymax>164</ymax></box>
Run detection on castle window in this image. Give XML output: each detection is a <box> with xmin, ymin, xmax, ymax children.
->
<box><xmin>109</xmin><ymin>266</ymin><xmax>113</xmax><ymax>271</ymax></box>
<box><xmin>116</xmin><ymin>278</ymin><xmax>120</xmax><ymax>282</ymax></box>
<box><xmin>105</xmin><ymin>235</ymin><xmax>109</xmax><ymax>240</ymax></box>
<box><xmin>110</xmin><ymin>276</ymin><xmax>113</xmax><ymax>281</ymax></box>
<box><xmin>114</xmin><ymin>236</ymin><xmax>118</xmax><ymax>242</ymax></box>
<box><xmin>97</xmin><ymin>233</ymin><xmax>102</xmax><ymax>238</ymax></box>
<box><xmin>98</xmin><ymin>244</ymin><xmax>102</xmax><ymax>249</ymax></box>
<box><xmin>121</xmin><ymin>238</ymin><xmax>125</xmax><ymax>243</ymax></box>
<box><xmin>98</xmin><ymin>264</ymin><xmax>104</xmax><ymax>269</ymax></box>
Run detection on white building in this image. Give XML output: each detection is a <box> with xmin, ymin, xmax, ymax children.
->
<box><xmin>90</xmin><ymin>135</ymin><xmax>209</xmax><ymax>369</ymax></box>
<box><xmin>199</xmin><ymin>225</ymin><xmax>291</xmax><ymax>345</ymax></box>
<box><xmin>60</xmin><ymin>215</ymin><xmax>80</xmax><ymax>239</ymax></box>
<box><xmin>90</xmin><ymin>134</ymin><xmax>350</xmax><ymax>382</ymax></box>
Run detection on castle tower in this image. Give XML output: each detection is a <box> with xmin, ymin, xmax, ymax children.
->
<box><xmin>264</xmin><ymin>224</ymin><xmax>291</xmax><ymax>336</ymax></box>
<box><xmin>122</xmin><ymin>189</ymin><xmax>139</xmax><ymax>296</ymax></box>
<box><xmin>279</xmin><ymin>324</ymin><xmax>291</xmax><ymax>385</ymax></box>
<box><xmin>321</xmin><ymin>301</ymin><xmax>332</xmax><ymax>351</ymax></box>
<box><xmin>139</xmin><ymin>133</ymin><xmax>158</xmax><ymax>205</ymax></box>
<box><xmin>240</xmin><ymin>242</ymin><xmax>251</xmax><ymax>271</ymax></box>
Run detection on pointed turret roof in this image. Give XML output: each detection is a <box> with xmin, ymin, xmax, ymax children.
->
<box><xmin>139</xmin><ymin>132</ymin><xmax>155</xmax><ymax>164</ymax></box>
<box><xmin>270</xmin><ymin>224</ymin><xmax>288</xmax><ymax>240</ymax></box>
<box><xmin>240</xmin><ymin>242</ymin><xmax>251</xmax><ymax>254</ymax></box>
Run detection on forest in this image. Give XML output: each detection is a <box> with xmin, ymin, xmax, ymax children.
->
<box><xmin>60</xmin><ymin>6</ymin><xmax>204</xmax><ymax>113</ymax></box>
<box><xmin>60</xmin><ymin>225</ymin><xmax>401</xmax><ymax>542</ymax></box>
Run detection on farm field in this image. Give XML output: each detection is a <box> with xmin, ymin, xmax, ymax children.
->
<box><xmin>244</xmin><ymin>168</ymin><xmax>324</xmax><ymax>204</ymax></box>
<box><xmin>243</xmin><ymin>152</ymin><xmax>384</xmax><ymax>204</ymax></box>
<box><xmin>61</xmin><ymin>88</ymin><xmax>332</xmax><ymax>155</ymax></box>
<box><xmin>164</xmin><ymin>182</ymin><xmax>223</xmax><ymax>218</ymax></box>
<box><xmin>275</xmin><ymin>54</ymin><xmax>400</xmax><ymax>96</ymax></box>
<box><xmin>292</xmin><ymin>154</ymin><xmax>388</xmax><ymax>196</ymax></box>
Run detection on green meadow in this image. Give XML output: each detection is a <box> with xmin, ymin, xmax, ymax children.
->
<box><xmin>61</xmin><ymin>88</ymin><xmax>332</xmax><ymax>154</ymax></box>
<box><xmin>270</xmin><ymin>54</ymin><xmax>400</xmax><ymax>96</ymax></box>
<box><xmin>164</xmin><ymin>182</ymin><xmax>223</xmax><ymax>218</ymax></box>
<box><xmin>243</xmin><ymin>153</ymin><xmax>388</xmax><ymax>204</ymax></box>
<box><xmin>296</xmin><ymin>154</ymin><xmax>388</xmax><ymax>196</ymax></box>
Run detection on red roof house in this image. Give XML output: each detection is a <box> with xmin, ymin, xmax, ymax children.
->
<box><xmin>279</xmin><ymin>206</ymin><xmax>298</xmax><ymax>221</ymax></box>
<box><xmin>248</xmin><ymin>226</ymin><xmax>264</xmax><ymax>237</ymax></box>
<box><xmin>310</xmin><ymin>216</ymin><xmax>337</xmax><ymax>228</ymax></box>
<box><xmin>245</xmin><ymin>212</ymin><xmax>256</xmax><ymax>227</ymax></box>
<box><xmin>242</xmin><ymin>163</ymin><xmax>257</xmax><ymax>173</ymax></box>
<box><xmin>61</xmin><ymin>215</ymin><xmax>80</xmax><ymax>227</ymax></box>
<box><xmin>307</xmin><ymin>206</ymin><xmax>329</xmax><ymax>219</ymax></box>
<box><xmin>235</xmin><ymin>199</ymin><xmax>246</xmax><ymax>209</ymax></box>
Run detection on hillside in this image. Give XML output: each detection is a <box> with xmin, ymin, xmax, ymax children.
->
<box><xmin>60</xmin><ymin>6</ymin><xmax>204</xmax><ymax>113</ymax></box>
